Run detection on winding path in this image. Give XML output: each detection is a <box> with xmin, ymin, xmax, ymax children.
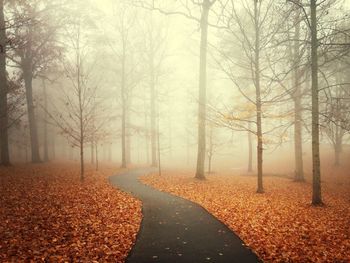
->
<box><xmin>109</xmin><ymin>169</ymin><xmax>260</xmax><ymax>263</ymax></box>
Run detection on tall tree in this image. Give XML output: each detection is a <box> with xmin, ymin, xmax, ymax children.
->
<box><xmin>0</xmin><ymin>0</ymin><xmax>9</xmax><ymax>165</ymax></box>
<box><xmin>108</xmin><ymin>3</ymin><xmax>139</xmax><ymax>168</ymax></box>
<box><xmin>291</xmin><ymin>3</ymin><xmax>305</xmax><ymax>181</ymax></box>
<box><xmin>7</xmin><ymin>1</ymin><xmax>62</xmax><ymax>163</ymax></box>
<box><xmin>136</xmin><ymin>0</ymin><xmax>217</xmax><ymax>179</ymax></box>
<box><xmin>310</xmin><ymin>0</ymin><xmax>322</xmax><ymax>205</ymax></box>
<box><xmin>142</xmin><ymin>14</ymin><xmax>168</xmax><ymax>167</ymax></box>
<box><xmin>215</xmin><ymin>0</ymin><xmax>286</xmax><ymax>192</ymax></box>
<box><xmin>48</xmin><ymin>6</ymin><xmax>106</xmax><ymax>179</ymax></box>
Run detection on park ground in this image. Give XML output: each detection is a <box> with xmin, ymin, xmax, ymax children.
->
<box><xmin>141</xmin><ymin>151</ymin><xmax>350</xmax><ymax>263</ymax></box>
<box><xmin>0</xmin><ymin>163</ymin><xmax>141</xmax><ymax>262</ymax></box>
<box><xmin>0</xmin><ymin>153</ymin><xmax>349</xmax><ymax>262</ymax></box>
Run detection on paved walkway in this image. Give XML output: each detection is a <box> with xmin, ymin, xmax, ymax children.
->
<box><xmin>109</xmin><ymin>169</ymin><xmax>261</xmax><ymax>263</ymax></box>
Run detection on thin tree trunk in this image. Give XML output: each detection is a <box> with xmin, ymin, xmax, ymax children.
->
<box><xmin>150</xmin><ymin>43</ymin><xmax>157</xmax><ymax>167</ymax></box>
<box><xmin>254</xmin><ymin>0</ymin><xmax>263</xmax><ymax>193</ymax></box>
<box><xmin>334</xmin><ymin>146</ymin><xmax>340</xmax><ymax>166</ymax></box>
<box><xmin>23</xmin><ymin>64</ymin><xmax>41</xmax><ymax>163</ymax></box>
<box><xmin>157</xmin><ymin>106</ymin><xmax>161</xmax><ymax>176</ymax></box>
<box><xmin>91</xmin><ymin>142</ymin><xmax>94</xmax><ymax>164</ymax></box>
<box><xmin>207</xmin><ymin>125</ymin><xmax>213</xmax><ymax>174</ymax></box>
<box><xmin>0</xmin><ymin>0</ymin><xmax>10</xmax><ymax>166</ymax></box>
<box><xmin>310</xmin><ymin>0</ymin><xmax>322</xmax><ymax>205</ymax></box>
<box><xmin>43</xmin><ymin>80</ymin><xmax>49</xmax><ymax>162</ymax></box>
<box><xmin>25</xmin><ymin>144</ymin><xmax>28</xmax><ymax>162</ymax></box>
<box><xmin>51</xmin><ymin>131</ymin><xmax>55</xmax><ymax>160</ymax></box>
<box><xmin>293</xmin><ymin>5</ymin><xmax>305</xmax><ymax>181</ymax></box>
<box><xmin>80</xmin><ymin>140</ymin><xmax>84</xmax><ymax>180</ymax></box>
<box><xmin>95</xmin><ymin>142</ymin><xmax>98</xmax><ymax>171</ymax></box>
<box><xmin>121</xmin><ymin>46</ymin><xmax>127</xmax><ymax>168</ymax></box>
<box><xmin>126</xmin><ymin>111</ymin><xmax>131</xmax><ymax>164</ymax></box>
<box><xmin>208</xmin><ymin>155</ymin><xmax>212</xmax><ymax>174</ymax></box>
<box><xmin>121</xmin><ymin>105</ymin><xmax>126</xmax><ymax>168</ymax></box>
<box><xmin>294</xmin><ymin>98</ymin><xmax>304</xmax><ymax>181</ymax></box>
<box><xmin>77</xmin><ymin>26</ymin><xmax>84</xmax><ymax>181</ymax></box>
<box><xmin>248</xmin><ymin>122</ymin><xmax>253</xmax><ymax>173</ymax></box>
<box><xmin>195</xmin><ymin>0</ymin><xmax>210</xmax><ymax>180</ymax></box>
<box><xmin>108</xmin><ymin>143</ymin><xmax>112</xmax><ymax>162</ymax></box>
<box><xmin>334</xmin><ymin>125</ymin><xmax>341</xmax><ymax>166</ymax></box>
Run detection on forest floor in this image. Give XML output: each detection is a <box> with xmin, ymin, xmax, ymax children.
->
<box><xmin>141</xmin><ymin>166</ymin><xmax>350</xmax><ymax>263</ymax></box>
<box><xmin>0</xmin><ymin>162</ymin><xmax>141</xmax><ymax>262</ymax></box>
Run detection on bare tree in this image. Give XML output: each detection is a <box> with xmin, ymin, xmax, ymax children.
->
<box><xmin>48</xmin><ymin>13</ymin><xmax>104</xmax><ymax>179</ymax></box>
<box><xmin>141</xmin><ymin>13</ymin><xmax>168</xmax><ymax>167</ymax></box>
<box><xmin>135</xmin><ymin>0</ymin><xmax>218</xmax><ymax>179</ymax></box>
<box><xmin>214</xmin><ymin>0</ymin><xmax>288</xmax><ymax>192</ymax></box>
<box><xmin>108</xmin><ymin>3</ymin><xmax>143</xmax><ymax>168</ymax></box>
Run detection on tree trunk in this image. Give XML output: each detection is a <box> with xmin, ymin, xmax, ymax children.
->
<box><xmin>294</xmin><ymin>99</ymin><xmax>304</xmax><ymax>181</ymax></box>
<box><xmin>195</xmin><ymin>0</ymin><xmax>210</xmax><ymax>180</ymax></box>
<box><xmin>126</xmin><ymin>111</ymin><xmax>131</xmax><ymax>164</ymax></box>
<box><xmin>91</xmin><ymin>142</ymin><xmax>94</xmax><ymax>164</ymax></box>
<box><xmin>121</xmin><ymin>105</ymin><xmax>126</xmax><ymax>168</ymax></box>
<box><xmin>108</xmin><ymin>143</ymin><xmax>112</xmax><ymax>162</ymax></box>
<box><xmin>77</xmin><ymin>27</ymin><xmax>84</xmax><ymax>180</ymax></box>
<box><xmin>51</xmin><ymin>131</ymin><xmax>55</xmax><ymax>160</ymax></box>
<box><xmin>310</xmin><ymin>0</ymin><xmax>322</xmax><ymax>205</ymax></box>
<box><xmin>208</xmin><ymin>155</ymin><xmax>212</xmax><ymax>174</ymax></box>
<box><xmin>157</xmin><ymin>106</ymin><xmax>161</xmax><ymax>176</ymax></box>
<box><xmin>0</xmin><ymin>0</ymin><xmax>10</xmax><ymax>166</ymax></box>
<box><xmin>248</xmin><ymin>122</ymin><xmax>253</xmax><ymax>173</ymax></box>
<box><xmin>80</xmin><ymin>140</ymin><xmax>84</xmax><ymax>181</ymax></box>
<box><xmin>254</xmin><ymin>0</ymin><xmax>264</xmax><ymax>193</ymax></box>
<box><xmin>293</xmin><ymin>5</ymin><xmax>305</xmax><ymax>181</ymax></box>
<box><xmin>95</xmin><ymin>142</ymin><xmax>98</xmax><ymax>171</ymax></box>
<box><xmin>43</xmin><ymin>80</ymin><xmax>49</xmax><ymax>162</ymax></box>
<box><xmin>334</xmin><ymin>146</ymin><xmax>340</xmax><ymax>166</ymax></box>
<box><xmin>23</xmin><ymin>63</ymin><xmax>41</xmax><ymax>163</ymax></box>
<box><xmin>207</xmin><ymin>125</ymin><xmax>213</xmax><ymax>174</ymax></box>
<box><xmin>150</xmin><ymin>44</ymin><xmax>157</xmax><ymax>167</ymax></box>
<box><xmin>334</xmin><ymin>127</ymin><xmax>342</xmax><ymax>166</ymax></box>
<box><xmin>121</xmin><ymin>47</ymin><xmax>127</xmax><ymax>168</ymax></box>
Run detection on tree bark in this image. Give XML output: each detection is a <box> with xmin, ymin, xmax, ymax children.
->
<box><xmin>254</xmin><ymin>0</ymin><xmax>263</xmax><ymax>193</ymax></box>
<box><xmin>248</xmin><ymin>122</ymin><xmax>253</xmax><ymax>173</ymax></box>
<box><xmin>126</xmin><ymin>110</ymin><xmax>131</xmax><ymax>164</ymax></box>
<box><xmin>23</xmin><ymin>62</ymin><xmax>41</xmax><ymax>163</ymax></box>
<box><xmin>150</xmin><ymin>39</ymin><xmax>157</xmax><ymax>167</ymax></box>
<box><xmin>292</xmin><ymin>6</ymin><xmax>305</xmax><ymax>181</ymax></box>
<box><xmin>43</xmin><ymin>80</ymin><xmax>49</xmax><ymax>162</ymax></box>
<box><xmin>121</xmin><ymin>43</ymin><xmax>127</xmax><ymax>168</ymax></box>
<box><xmin>207</xmin><ymin>125</ymin><xmax>213</xmax><ymax>174</ymax></box>
<box><xmin>310</xmin><ymin>0</ymin><xmax>322</xmax><ymax>205</ymax></box>
<box><xmin>95</xmin><ymin>142</ymin><xmax>98</xmax><ymax>171</ymax></box>
<box><xmin>195</xmin><ymin>0</ymin><xmax>210</xmax><ymax>180</ymax></box>
<box><xmin>0</xmin><ymin>0</ymin><xmax>10</xmax><ymax>166</ymax></box>
<box><xmin>91</xmin><ymin>142</ymin><xmax>94</xmax><ymax>164</ymax></box>
<box><xmin>77</xmin><ymin>27</ymin><xmax>84</xmax><ymax>180</ymax></box>
<box><xmin>334</xmin><ymin>146</ymin><xmax>340</xmax><ymax>166</ymax></box>
<box><xmin>334</xmin><ymin>125</ymin><xmax>342</xmax><ymax>166</ymax></box>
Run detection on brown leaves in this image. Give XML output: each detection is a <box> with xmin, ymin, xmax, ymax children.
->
<box><xmin>0</xmin><ymin>163</ymin><xmax>141</xmax><ymax>262</ymax></box>
<box><xmin>141</xmin><ymin>172</ymin><xmax>350</xmax><ymax>263</ymax></box>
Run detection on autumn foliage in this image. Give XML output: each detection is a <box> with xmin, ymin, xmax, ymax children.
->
<box><xmin>142</xmin><ymin>172</ymin><xmax>350</xmax><ymax>262</ymax></box>
<box><xmin>0</xmin><ymin>163</ymin><xmax>141</xmax><ymax>262</ymax></box>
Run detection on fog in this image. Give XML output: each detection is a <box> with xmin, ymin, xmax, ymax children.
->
<box><xmin>1</xmin><ymin>0</ymin><xmax>350</xmax><ymax>185</ymax></box>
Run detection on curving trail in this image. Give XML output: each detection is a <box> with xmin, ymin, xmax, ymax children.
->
<box><xmin>110</xmin><ymin>169</ymin><xmax>260</xmax><ymax>263</ymax></box>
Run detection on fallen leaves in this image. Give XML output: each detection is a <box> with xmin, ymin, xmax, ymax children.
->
<box><xmin>0</xmin><ymin>163</ymin><xmax>142</xmax><ymax>262</ymax></box>
<box><xmin>141</xmin><ymin>172</ymin><xmax>350</xmax><ymax>263</ymax></box>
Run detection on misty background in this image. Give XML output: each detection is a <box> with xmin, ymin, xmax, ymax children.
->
<box><xmin>1</xmin><ymin>0</ymin><xmax>350</xmax><ymax>180</ymax></box>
